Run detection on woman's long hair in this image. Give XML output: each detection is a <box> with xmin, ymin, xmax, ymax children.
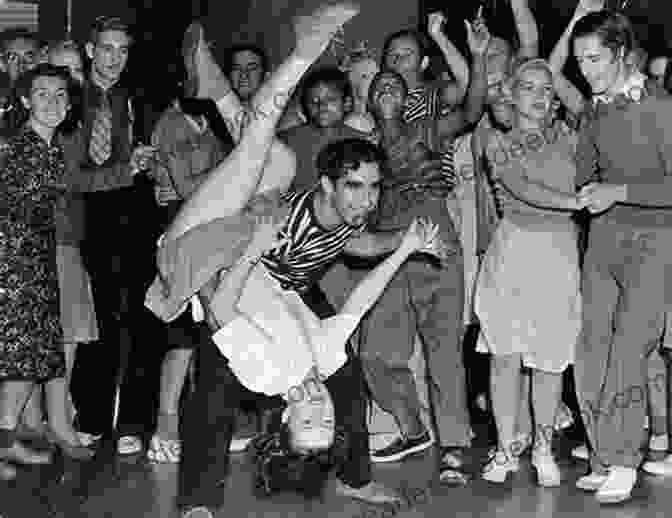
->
<box><xmin>252</xmin><ymin>422</ymin><xmax>349</xmax><ymax>500</ymax></box>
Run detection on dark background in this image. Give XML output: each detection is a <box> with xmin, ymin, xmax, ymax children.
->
<box><xmin>36</xmin><ymin>0</ymin><xmax>672</xmax><ymax>132</ymax></box>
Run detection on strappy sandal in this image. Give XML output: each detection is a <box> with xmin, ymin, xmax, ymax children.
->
<box><xmin>147</xmin><ymin>435</ymin><xmax>181</xmax><ymax>463</ymax></box>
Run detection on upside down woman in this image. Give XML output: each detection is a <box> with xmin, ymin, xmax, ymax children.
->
<box><xmin>144</xmin><ymin>4</ymin><xmax>452</xmax><ymax>516</ymax></box>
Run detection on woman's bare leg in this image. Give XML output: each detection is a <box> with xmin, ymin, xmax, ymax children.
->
<box><xmin>63</xmin><ymin>340</ymin><xmax>77</xmax><ymax>420</ymax></box>
<box><xmin>0</xmin><ymin>382</ymin><xmax>35</xmax><ymax>430</ymax></box>
<box><xmin>0</xmin><ymin>381</ymin><xmax>52</xmax><ymax>465</ymax></box>
<box><xmin>19</xmin><ymin>387</ymin><xmax>44</xmax><ymax>433</ymax></box>
<box><xmin>490</xmin><ymin>355</ymin><xmax>522</xmax><ymax>458</ymax></box>
<box><xmin>166</xmin><ymin>3</ymin><xmax>359</xmax><ymax>242</ymax></box>
<box><xmin>156</xmin><ymin>349</ymin><xmax>193</xmax><ymax>439</ymax></box>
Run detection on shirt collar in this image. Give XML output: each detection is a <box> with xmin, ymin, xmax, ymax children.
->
<box><xmin>592</xmin><ymin>71</ymin><xmax>647</xmax><ymax>105</ymax></box>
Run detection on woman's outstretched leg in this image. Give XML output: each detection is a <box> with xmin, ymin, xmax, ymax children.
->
<box><xmin>167</xmin><ymin>3</ymin><xmax>360</xmax><ymax>242</ymax></box>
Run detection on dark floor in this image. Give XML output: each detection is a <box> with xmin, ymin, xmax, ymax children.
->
<box><xmin>2</xmin><ymin>431</ymin><xmax>672</xmax><ymax>518</ymax></box>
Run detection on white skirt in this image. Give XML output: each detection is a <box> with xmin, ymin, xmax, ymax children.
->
<box><xmin>475</xmin><ymin>217</ymin><xmax>581</xmax><ymax>373</ymax></box>
<box><xmin>212</xmin><ymin>262</ymin><xmax>356</xmax><ymax>396</ymax></box>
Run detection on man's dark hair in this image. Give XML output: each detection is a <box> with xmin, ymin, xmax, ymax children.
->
<box><xmin>0</xmin><ymin>27</ymin><xmax>39</xmax><ymax>53</ymax></box>
<box><xmin>15</xmin><ymin>62</ymin><xmax>72</xmax><ymax>100</ymax></box>
<box><xmin>222</xmin><ymin>43</ymin><xmax>269</xmax><ymax>75</ymax></box>
<box><xmin>381</xmin><ymin>29</ymin><xmax>431</xmax><ymax>63</ymax></box>
<box><xmin>299</xmin><ymin>67</ymin><xmax>352</xmax><ymax>118</ymax></box>
<box><xmin>253</xmin><ymin>424</ymin><xmax>348</xmax><ymax>499</ymax></box>
<box><xmin>316</xmin><ymin>137</ymin><xmax>385</xmax><ymax>182</ymax></box>
<box><xmin>366</xmin><ymin>69</ymin><xmax>408</xmax><ymax>119</ymax></box>
<box><xmin>14</xmin><ymin>63</ymin><xmax>79</xmax><ymax>133</ymax></box>
<box><xmin>570</xmin><ymin>9</ymin><xmax>635</xmax><ymax>59</ymax></box>
<box><xmin>88</xmin><ymin>15</ymin><xmax>133</xmax><ymax>46</ymax></box>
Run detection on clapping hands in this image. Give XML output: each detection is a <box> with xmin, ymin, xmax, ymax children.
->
<box><xmin>401</xmin><ymin>217</ymin><xmax>450</xmax><ymax>260</ymax></box>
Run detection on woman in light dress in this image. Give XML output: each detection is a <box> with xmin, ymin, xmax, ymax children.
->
<box><xmin>474</xmin><ymin>58</ymin><xmax>584</xmax><ymax>486</ymax></box>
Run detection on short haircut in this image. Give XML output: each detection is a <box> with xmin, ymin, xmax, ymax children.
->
<box><xmin>0</xmin><ymin>27</ymin><xmax>39</xmax><ymax>53</ymax></box>
<box><xmin>570</xmin><ymin>9</ymin><xmax>635</xmax><ymax>58</ymax></box>
<box><xmin>507</xmin><ymin>58</ymin><xmax>552</xmax><ymax>89</ymax></box>
<box><xmin>299</xmin><ymin>66</ymin><xmax>352</xmax><ymax>116</ymax></box>
<box><xmin>88</xmin><ymin>15</ymin><xmax>133</xmax><ymax>46</ymax></box>
<box><xmin>222</xmin><ymin>43</ymin><xmax>269</xmax><ymax>75</ymax></box>
<box><xmin>366</xmin><ymin>69</ymin><xmax>408</xmax><ymax>116</ymax></box>
<box><xmin>15</xmin><ymin>62</ymin><xmax>72</xmax><ymax>99</ymax></box>
<box><xmin>316</xmin><ymin>138</ymin><xmax>385</xmax><ymax>182</ymax></box>
<box><xmin>382</xmin><ymin>29</ymin><xmax>431</xmax><ymax>62</ymax></box>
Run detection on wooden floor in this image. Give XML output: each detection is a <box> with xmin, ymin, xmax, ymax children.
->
<box><xmin>2</xmin><ymin>434</ymin><xmax>672</xmax><ymax>518</ymax></box>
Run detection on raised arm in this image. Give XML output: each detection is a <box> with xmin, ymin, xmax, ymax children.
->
<box><xmin>548</xmin><ymin>0</ymin><xmax>604</xmax><ymax>117</ymax></box>
<box><xmin>427</xmin><ymin>12</ymin><xmax>470</xmax><ymax>106</ymax></box>
<box><xmin>436</xmin><ymin>16</ymin><xmax>490</xmax><ymax>140</ymax></box>
<box><xmin>510</xmin><ymin>0</ymin><xmax>539</xmax><ymax>59</ymax></box>
<box><xmin>165</xmin><ymin>3</ymin><xmax>359</xmax><ymax>242</ymax></box>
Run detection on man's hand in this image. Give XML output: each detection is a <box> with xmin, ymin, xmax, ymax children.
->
<box><xmin>465</xmin><ymin>7</ymin><xmax>491</xmax><ymax>56</ymax></box>
<box><xmin>130</xmin><ymin>145</ymin><xmax>157</xmax><ymax>176</ymax></box>
<box><xmin>400</xmin><ymin>217</ymin><xmax>450</xmax><ymax>261</ymax></box>
<box><xmin>428</xmin><ymin>12</ymin><xmax>447</xmax><ymax>40</ymax></box>
<box><xmin>578</xmin><ymin>182</ymin><xmax>627</xmax><ymax>214</ymax></box>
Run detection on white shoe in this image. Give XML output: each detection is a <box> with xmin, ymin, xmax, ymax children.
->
<box><xmin>118</xmin><ymin>435</ymin><xmax>143</xmax><ymax>455</ymax></box>
<box><xmin>576</xmin><ymin>471</ymin><xmax>609</xmax><ymax>491</ymax></box>
<box><xmin>643</xmin><ymin>454</ymin><xmax>672</xmax><ymax>476</ymax></box>
<box><xmin>649</xmin><ymin>434</ymin><xmax>668</xmax><ymax>452</ymax></box>
<box><xmin>230</xmin><ymin>435</ymin><xmax>256</xmax><ymax>453</ymax></box>
<box><xmin>554</xmin><ymin>404</ymin><xmax>574</xmax><ymax>431</ymax></box>
<box><xmin>531</xmin><ymin>448</ymin><xmax>561</xmax><ymax>487</ymax></box>
<box><xmin>482</xmin><ymin>450</ymin><xmax>520</xmax><ymax>483</ymax></box>
<box><xmin>571</xmin><ymin>444</ymin><xmax>590</xmax><ymax>460</ymax></box>
<box><xmin>595</xmin><ymin>466</ymin><xmax>636</xmax><ymax>504</ymax></box>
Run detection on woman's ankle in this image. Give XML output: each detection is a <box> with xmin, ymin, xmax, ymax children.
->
<box><xmin>156</xmin><ymin>413</ymin><xmax>179</xmax><ymax>440</ymax></box>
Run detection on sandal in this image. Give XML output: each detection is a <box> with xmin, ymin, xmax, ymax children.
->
<box><xmin>147</xmin><ymin>435</ymin><xmax>181</xmax><ymax>463</ymax></box>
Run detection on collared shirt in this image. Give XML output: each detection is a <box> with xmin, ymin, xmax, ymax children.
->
<box><xmin>80</xmin><ymin>78</ymin><xmax>134</xmax><ymax>171</ymax></box>
<box><xmin>592</xmin><ymin>71</ymin><xmax>647</xmax><ymax>105</ymax></box>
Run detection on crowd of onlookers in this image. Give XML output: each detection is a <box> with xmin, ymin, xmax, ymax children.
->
<box><xmin>3</xmin><ymin>1</ymin><xmax>672</xmax><ymax>516</ymax></box>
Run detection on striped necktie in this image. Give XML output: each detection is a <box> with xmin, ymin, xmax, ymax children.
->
<box><xmin>89</xmin><ymin>91</ymin><xmax>112</xmax><ymax>165</ymax></box>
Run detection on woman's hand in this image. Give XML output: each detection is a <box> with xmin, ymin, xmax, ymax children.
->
<box><xmin>400</xmin><ymin>217</ymin><xmax>448</xmax><ymax>259</ymax></box>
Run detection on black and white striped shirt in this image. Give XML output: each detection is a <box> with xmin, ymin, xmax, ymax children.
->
<box><xmin>260</xmin><ymin>190</ymin><xmax>361</xmax><ymax>293</ymax></box>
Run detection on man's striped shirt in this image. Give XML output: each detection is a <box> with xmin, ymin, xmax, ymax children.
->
<box><xmin>260</xmin><ymin>189</ymin><xmax>360</xmax><ymax>293</ymax></box>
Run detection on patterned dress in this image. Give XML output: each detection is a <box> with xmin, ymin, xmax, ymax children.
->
<box><xmin>0</xmin><ymin>126</ymin><xmax>66</xmax><ymax>381</ymax></box>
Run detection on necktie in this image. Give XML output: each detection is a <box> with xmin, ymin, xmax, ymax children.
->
<box><xmin>89</xmin><ymin>91</ymin><xmax>112</xmax><ymax>165</ymax></box>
